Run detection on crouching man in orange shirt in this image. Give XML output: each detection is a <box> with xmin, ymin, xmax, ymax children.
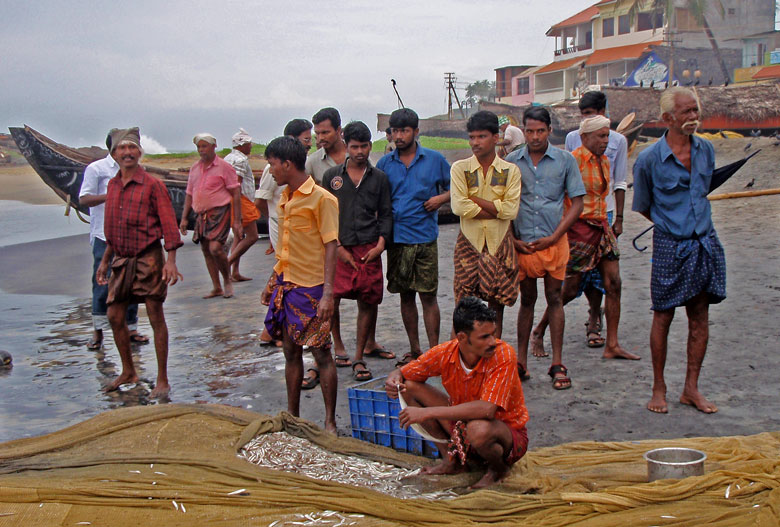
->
<box><xmin>385</xmin><ymin>296</ymin><xmax>529</xmax><ymax>488</ymax></box>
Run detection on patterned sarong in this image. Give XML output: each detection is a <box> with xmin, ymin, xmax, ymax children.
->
<box><xmin>193</xmin><ymin>204</ymin><xmax>231</xmax><ymax>246</ymax></box>
<box><xmin>106</xmin><ymin>242</ymin><xmax>167</xmax><ymax>305</ymax></box>
<box><xmin>263</xmin><ymin>272</ymin><xmax>331</xmax><ymax>349</ymax></box>
<box><xmin>447</xmin><ymin>421</ymin><xmax>528</xmax><ymax>467</ymax></box>
<box><xmin>566</xmin><ymin>218</ymin><xmax>619</xmax><ymax>276</ymax></box>
<box><xmin>651</xmin><ymin>228</ymin><xmax>726</xmax><ymax>311</ymax></box>
<box><xmin>453</xmin><ymin>230</ymin><xmax>519</xmax><ymax>306</ymax></box>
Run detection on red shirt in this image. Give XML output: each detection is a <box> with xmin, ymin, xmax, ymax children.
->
<box><xmin>186</xmin><ymin>156</ymin><xmax>240</xmax><ymax>213</ymax></box>
<box><xmin>105</xmin><ymin>167</ymin><xmax>183</xmax><ymax>257</ymax></box>
<box><xmin>401</xmin><ymin>339</ymin><xmax>529</xmax><ymax>430</ymax></box>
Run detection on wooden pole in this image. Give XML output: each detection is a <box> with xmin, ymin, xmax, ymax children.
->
<box><xmin>708</xmin><ymin>188</ymin><xmax>780</xmax><ymax>201</ymax></box>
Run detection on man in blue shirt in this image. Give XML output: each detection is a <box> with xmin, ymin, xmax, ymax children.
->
<box><xmin>633</xmin><ymin>87</ymin><xmax>725</xmax><ymax>415</ymax></box>
<box><xmin>564</xmin><ymin>91</ymin><xmax>628</xmax><ymax>348</ymax></box>
<box><xmin>377</xmin><ymin>108</ymin><xmax>451</xmax><ymax>365</ymax></box>
<box><xmin>505</xmin><ymin>107</ymin><xmax>585</xmax><ymax>389</ymax></box>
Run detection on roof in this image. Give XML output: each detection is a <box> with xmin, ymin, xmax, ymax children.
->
<box><xmin>752</xmin><ymin>65</ymin><xmax>780</xmax><ymax>80</ymax></box>
<box><xmin>535</xmin><ymin>56</ymin><xmax>585</xmax><ymax>75</ymax></box>
<box><xmin>585</xmin><ymin>40</ymin><xmax>662</xmax><ymax>66</ymax></box>
<box><xmin>495</xmin><ymin>65</ymin><xmax>535</xmax><ymax>71</ymax></box>
<box><xmin>547</xmin><ymin>3</ymin><xmax>600</xmax><ymax>35</ymax></box>
<box><xmin>512</xmin><ymin>65</ymin><xmax>545</xmax><ymax>78</ymax></box>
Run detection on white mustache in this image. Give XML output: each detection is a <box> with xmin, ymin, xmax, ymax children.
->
<box><xmin>683</xmin><ymin>120</ymin><xmax>700</xmax><ymax>128</ymax></box>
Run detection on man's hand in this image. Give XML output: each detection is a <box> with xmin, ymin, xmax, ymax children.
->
<box><xmin>612</xmin><ymin>218</ymin><xmax>623</xmax><ymax>238</ymax></box>
<box><xmin>530</xmin><ymin>235</ymin><xmax>556</xmax><ymax>252</ymax></box>
<box><xmin>399</xmin><ymin>406</ymin><xmax>429</xmax><ymax>429</ymax></box>
<box><xmin>317</xmin><ymin>293</ymin><xmax>334</xmax><ymax>322</ymax></box>
<box><xmin>337</xmin><ymin>246</ymin><xmax>358</xmax><ymax>270</ymax></box>
<box><xmin>385</xmin><ymin>369</ymin><xmax>405</xmax><ymax>399</ymax></box>
<box><xmin>179</xmin><ymin>219</ymin><xmax>188</xmax><ymax>236</ymax></box>
<box><xmin>423</xmin><ymin>194</ymin><xmax>447</xmax><ymax>212</ymax></box>
<box><xmin>512</xmin><ymin>237</ymin><xmax>535</xmax><ymax>255</ymax></box>
<box><xmin>362</xmin><ymin>238</ymin><xmax>385</xmax><ymax>263</ymax></box>
<box><xmin>162</xmin><ymin>260</ymin><xmax>183</xmax><ymax>286</ymax></box>
<box><xmin>232</xmin><ymin>222</ymin><xmax>244</xmax><ymax>242</ymax></box>
<box><xmin>96</xmin><ymin>261</ymin><xmax>110</xmax><ymax>286</ymax></box>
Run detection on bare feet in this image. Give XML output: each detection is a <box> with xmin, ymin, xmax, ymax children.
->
<box><xmin>223</xmin><ymin>281</ymin><xmax>234</xmax><ymax>298</ymax></box>
<box><xmin>231</xmin><ymin>273</ymin><xmax>252</xmax><ymax>282</ymax></box>
<box><xmin>531</xmin><ymin>331</ymin><xmax>548</xmax><ymax>357</ymax></box>
<box><xmin>420</xmin><ymin>458</ymin><xmax>466</xmax><ymax>476</ymax></box>
<box><xmin>324</xmin><ymin>421</ymin><xmax>338</xmax><ymax>435</ymax></box>
<box><xmin>680</xmin><ymin>390</ymin><xmax>718</xmax><ymax>414</ymax></box>
<box><xmin>603</xmin><ymin>345</ymin><xmax>641</xmax><ymax>360</ymax></box>
<box><xmin>203</xmin><ymin>289</ymin><xmax>224</xmax><ymax>299</ymax></box>
<box><xmin>150</xmin><ymin>380</ymin><xmax>171</xmax><ymax>399</ymax></box>
<box><xmin>106</xmin><ymin>371</ymin><xmax>139</xmax><ymax>392</ymax></box>
<box><xmin>646</xmin><ymin>388</ymin><xmax>668</xmax><ymax>413</ymax></box>
<box><xmin>470</xmin><ymin>467</ymin><xmax>510</xmax><ymax>489</ymax></box>
<box><xmin>265</xmin><ymin>246</ymin><xmax>275</xmax><ymax>255</ymax></box>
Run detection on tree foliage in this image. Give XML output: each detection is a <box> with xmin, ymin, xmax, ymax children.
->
<box><xmin>464</xmin><ymin>80</ymin><xmax>496</xmax><ymax>107</ymax></box>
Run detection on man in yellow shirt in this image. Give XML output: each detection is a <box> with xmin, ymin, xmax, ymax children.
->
<box><xmin>260</xmin><ymin>136</ymin><xmax>340</xmax><ymax>434</ymax></box>
<box><xmin>450</xmin><ymin>111</ymin><xmax>522</xmax><ymax>337</ymax></box>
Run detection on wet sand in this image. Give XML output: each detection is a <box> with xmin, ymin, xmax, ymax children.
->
<box><xmin>1</xmin><ymin>137</ymin><xmax>779</xmax><ymax>448</ymax></box>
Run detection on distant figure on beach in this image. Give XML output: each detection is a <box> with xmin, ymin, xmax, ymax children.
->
<box><xmin>322</xmin><ymin>121</ymin><xmax>395</xmax><ymax>383</ymax></box>
<box><xmin>633</xmin><ymin>87</ymin><xmax>726</xmax><ymax>414</ymax></box>
<box><xmin>384</xmin><ymin>127</ymin><xmax>395</xmax><ymax>155</ymax></box>
<box><xmin>96</xmin><ymin>127</ymin><xmax>183</xmax><ymax>397</ymax></box>
<box><xmin>505</xmin><ymin>107</ymin><xmax>585</xmax><ymax>388</ymax></box>
<box><xmin>179</xmin><ymin>133</ymin><xmax>242</xmax><ymax>299</ymax></box>
<box><xmin>79</xmin><ymin>129</ymin><xmax>148</xmax><ymax>350</ymax></box>
<box><xmin>385</xmin><ymin>296</ymin><xmax>529</xmax><ymax>489</ymax></box>
<box><xmin>496</xmin><ymin>115</ymin><xmax>525</xmax><ymax>158</ymax></box>
<box><xmin>531</xmin><ymin>115</ymin><xmax>639</xmax><ymax>362</ymax></box>
<box><xmin>377</xmin><ymin>108</ymin><xmax>451</xmax><ymax>366</ymax></box>
<box><xmin>225</xmin><ymin>128</ymin><xmax>260</xmax><ymax>282</ymax></box>
<box><xmin>255</xmin><ymin>119</ymin><xmax>312</xmax><ymax>347</ymax></box>
<box><xmin>564</xmin><ymin>91</ymin><xmax>628</xmax><ymax>349</ymax></box>
<box><xmin>260</xmin><ymin>136</ymin><xmax>339</xmax><ymax>433</ymax></box>
<box><xmin>450</xmin><ymin>111</ymin><xmax>521</xmax><ymax>337</ymax></box>
<box><xmin>306</xmin><ymin>107</ymin><xmax>346</xmax><ymax>185</ymax></box>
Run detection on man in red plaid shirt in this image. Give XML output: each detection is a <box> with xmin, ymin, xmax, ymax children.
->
<box><xmin>97</xmin><ymin>128</ymin><xmax>183</xmax><ymax>398</ymax></box>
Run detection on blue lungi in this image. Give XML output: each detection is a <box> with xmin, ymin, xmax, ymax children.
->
<box><xmin>650</xmin><ymin>228</ymin><xmax>726</xmax><ymax>311</ymax></box>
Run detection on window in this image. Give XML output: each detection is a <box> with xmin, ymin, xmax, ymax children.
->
<box><xmin>676</xmin><ymin>8</ymin><xmax>702</xmax><ymax>30</ymax></box>
<box><xmin>517</xmin><ymin>77</ymin><xmax>530</xmax><ymax>95</ymax></box>
<box><xmin>618</xmin><ymin>14</ymin><xmax>630</xmax><ymax>34</ymax></box>
<box><xmin>602</xmin><ymin>17</ymin><xmax>614</xmax><ymax>37</ymax></box>
<box><xmin>637</xmin><ymin>11</ymin><xmax>664</xmax><ymax>31</ymax></box>
<box><xmin>728</xmin><ymin>8</ymin><xmax>736</xmax><ymax>15</ymax></box>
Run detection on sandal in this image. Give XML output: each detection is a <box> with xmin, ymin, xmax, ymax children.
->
<box><xmin>86</xmin><ymin>338</ymin><xmax>103</xmax><ymax>350</ymax></box>
<box><xmin>301</xmin><ymin>367</ymin><xmax>320</xmax><ymax>390</ymax></box>
<box><xmin>334</xmin><ymin>354</ymin><xmax>353</xmax><ymax>368</ymax></box>
<box><xmin>351</xmin><ymin>360</ymin><xmax>373</xmax><ymax>381</ymax></box>
<box><xmin>364</xmin><ymin>348</ymin><xmax>396</xmax><ymax>360</ymax></box>
<box><xmin>585</xmin><ymin>310</ymin><xmax>605</xmax><ymax>348</ymax></box>
<box><xmin>548</xmin><ymin>364</ymin><xmax>572</xmax><ymax>390</ymax></box>
<box><xmin>517</xmin><ymin>362</ymin><xmax>531</xmax><ymax>382</ymax></box>
<box><xmin>129</xmin><ymin>333</ymin><xmax>150</xmax><ymax>345</ymax></box>
<box><xmin>395</xmin><ymin>352</ymin><xmax>420</xmax><ymax>368</ymax></box>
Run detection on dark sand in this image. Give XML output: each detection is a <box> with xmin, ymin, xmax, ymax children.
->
<box><xmin>0</xmin><ymin>136</ymin><xmax>779</xmax><ymax>448</ymax></box>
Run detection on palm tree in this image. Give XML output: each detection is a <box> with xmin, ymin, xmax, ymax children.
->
<box><xmin>628</xmin><ymin>0</ymin><xmax>730</xmax><ymax>83</ymax></box>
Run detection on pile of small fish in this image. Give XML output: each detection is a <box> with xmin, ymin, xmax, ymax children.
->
<box><xmin>269</xmin><ymin>511</ymin><xmax>364</xmax><ymax>527</ymax></box>
<box><xmin>238</xmin><ymin>432</ymin><xmax>458</xmax><ymax>500</ymax></box>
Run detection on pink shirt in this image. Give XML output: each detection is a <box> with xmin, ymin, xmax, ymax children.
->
<box><xmin>186</xmin><ymin>156</ymin><xmax>240</xmax><ymax>213</ymax></box>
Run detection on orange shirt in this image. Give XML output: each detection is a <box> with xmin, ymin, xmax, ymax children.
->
<box><xmin>567</xmin><ymin>145</ymin><xmax>610</xmax><ymax>220</ymax></box>
<box><xmin>274</xmin><ymin>176</ymin><xmax>339</xmax><ymax>287</ymax></box>
<box><xmin>400</xmin><ymin>339</ymin><xmax>529</xmax><ymax>430</ymax></box>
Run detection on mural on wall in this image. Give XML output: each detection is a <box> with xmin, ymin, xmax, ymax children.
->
<box><xmin>624</xmin><ymin>52</ymin><xmax>676</xmax><ymax>86</ymax></box>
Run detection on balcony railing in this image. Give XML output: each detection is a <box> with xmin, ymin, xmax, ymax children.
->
<box><xmin>554</xmin><ymin>42</ymin><xmax>592</xmax><ymax>56</ymax></box>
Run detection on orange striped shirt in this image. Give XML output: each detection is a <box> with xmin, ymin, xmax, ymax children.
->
<box><xmin>400</xmin><ymin>339</ymin><xmax>528</xmax><ymax>430</ymax></box>
<box><xmin>567</xmin><ymin>145</ymin><xmax>610</xmax><ymax>220</ymax></box>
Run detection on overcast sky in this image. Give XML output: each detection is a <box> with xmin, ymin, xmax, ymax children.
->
<box><xmin>1</xmin><ymin>0</ymin><xmax>595</xmax><ymax>152</ymax></box>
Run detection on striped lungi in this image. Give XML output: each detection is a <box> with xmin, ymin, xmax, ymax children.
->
<box><xmin>453</xmin><ymin>230</ymin><xmax>520</xmax><ymax>306</ymax></box>
<box><xmin>566</xmin><ymin>218</ymin><xmax>619</xmax><ymax>277</ymax></box>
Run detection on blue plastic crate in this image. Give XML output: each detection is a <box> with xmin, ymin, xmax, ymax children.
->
<box><xmin>347</xmin><ymin>377</ymin><xmax>439</xmax><ymax>458</ymax></box>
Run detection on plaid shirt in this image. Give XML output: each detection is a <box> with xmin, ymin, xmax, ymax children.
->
<box><xmin>104</xmin><ymin>167</ymin><xmax>183</xmax><ymax>257</ymax></box>
<box><xmin>400</xmin><ymin>339</ymin><xmax>528</xmax><ymax>431</ymax></box>
<box><xmin>569</xmin><ymin>145</ymin><xmax>609</xmax><ymax>220</ymax></box>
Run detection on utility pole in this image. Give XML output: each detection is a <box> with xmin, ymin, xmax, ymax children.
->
<box><xmin>444</xmin><ymin>72</ymin><xmax>466</xmax><ymax>120</ymax></box>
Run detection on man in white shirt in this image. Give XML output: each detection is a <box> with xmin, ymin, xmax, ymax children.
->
<box><xmin>78</xmin><ymin>130</ymin><xmax>147</xmax><ymax>349</ymax></box>
<box><xmin>497</xmin><ymin>116</ymin><xmax>525</xmax><ymax>156</ymax></box>
<box><xmin>225</xmin><ymin>128</ymin><xmax>260</xmax><ymax>282</ymax></box>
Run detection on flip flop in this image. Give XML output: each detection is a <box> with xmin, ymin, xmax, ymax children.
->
<box><xmin>86</xmin><ymin>338</ymin><xmax>102</xmax><ymax>350</ymax></box>
<box><xmin>364</xmin><ymin>348</ymin><xmax>396</xmax><ymax>360</ymax></box>
<box><xmin>548</xmin><ymin>364</ymin><xmax>572</xmax><ymax>390</ymax></box>
<box><xmin>351</xmin><ymin>360</ymin><xmax>373</xmax><ymax>381</ymax></box>
<box><xmin>129</xmin><ymin>333</ymin><xmax>150</xmax><ymax>345</ymax></box>
<box><xmin>301</xmin><ymin>368</ymin><xmax>319</xmax><ymax>390</ymax></box>
<box><xmin>334</xmin><ymin>354</ymin><xmax>353</xmax><ymax>368</ymax></box>
<box><xmin>517</xmin><ymin>362</ymin><xmax>531</xmax><ymax>382</ymax></box>
<box><xmin>395</xmin><ymin>352</ymin><xmax>419</xmax><ymax>368</ymax></box>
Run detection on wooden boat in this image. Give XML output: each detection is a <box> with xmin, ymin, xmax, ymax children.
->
<box><xmin>9</xmin><ymin>125</ymin><xmax>192</xmax><ymax>222</ymax></box>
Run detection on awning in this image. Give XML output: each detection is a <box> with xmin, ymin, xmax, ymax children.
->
<box><xmin>547</xmin><ymin>4</ymin><xmax>600</xmax><ymax>35</ymax></box>
<box><xmin>752</xmin><ymin>65</ymin><xmax>780</xmax><ymax>80</ymax></box>
<box><xmin>585</xmin><ymin>41</ymin><xmax>662</xmax><ymax>67</ymax></box>
<box><xmin>535</xmin><ymin>56</ymin><xmax>586</xmax><ymax>75</ymax></box>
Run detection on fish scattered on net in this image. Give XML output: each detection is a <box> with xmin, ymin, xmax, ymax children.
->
<box><xmin>238</xmin><ymin>432</ymin><xmax>458</xmax><ymax>500</ymax></box>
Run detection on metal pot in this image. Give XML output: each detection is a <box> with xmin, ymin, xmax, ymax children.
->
<box><xmin>644</xmin><ymin>447</ymin><xmax>707</xmax><ymax>482</ymax></box>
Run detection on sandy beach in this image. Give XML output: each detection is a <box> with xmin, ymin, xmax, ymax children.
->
<box><xmin>0</xmin><ymin>137</ymin><xmax>779</xmax><ymax>450</ymax></box>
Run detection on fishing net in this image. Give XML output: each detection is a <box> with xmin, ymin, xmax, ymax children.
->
<box><xmin>0</xmin><ymin>404</ymin><xmax>778</xmax><ymax>526</ymax></box>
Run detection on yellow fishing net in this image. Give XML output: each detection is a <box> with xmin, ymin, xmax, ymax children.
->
<box><xmin>0</xmin><ymin>404</ymin><xmax>778</xmax><ymax>526</ymax></box>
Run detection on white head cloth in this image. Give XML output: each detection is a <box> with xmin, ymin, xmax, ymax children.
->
<box><xmin>231</xmin><ymin>128</ymin><xmax>253</xmax><ymax>147</ymax></box>
<box><xmin>579</xmin><ymin>115</ymin><xmax>611</xmax><ymax>135</ymax></box>
<box><xmin>193</xmin><ymin>133</ymin><xmax>217</xmax><ymax>145</ymax></box>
